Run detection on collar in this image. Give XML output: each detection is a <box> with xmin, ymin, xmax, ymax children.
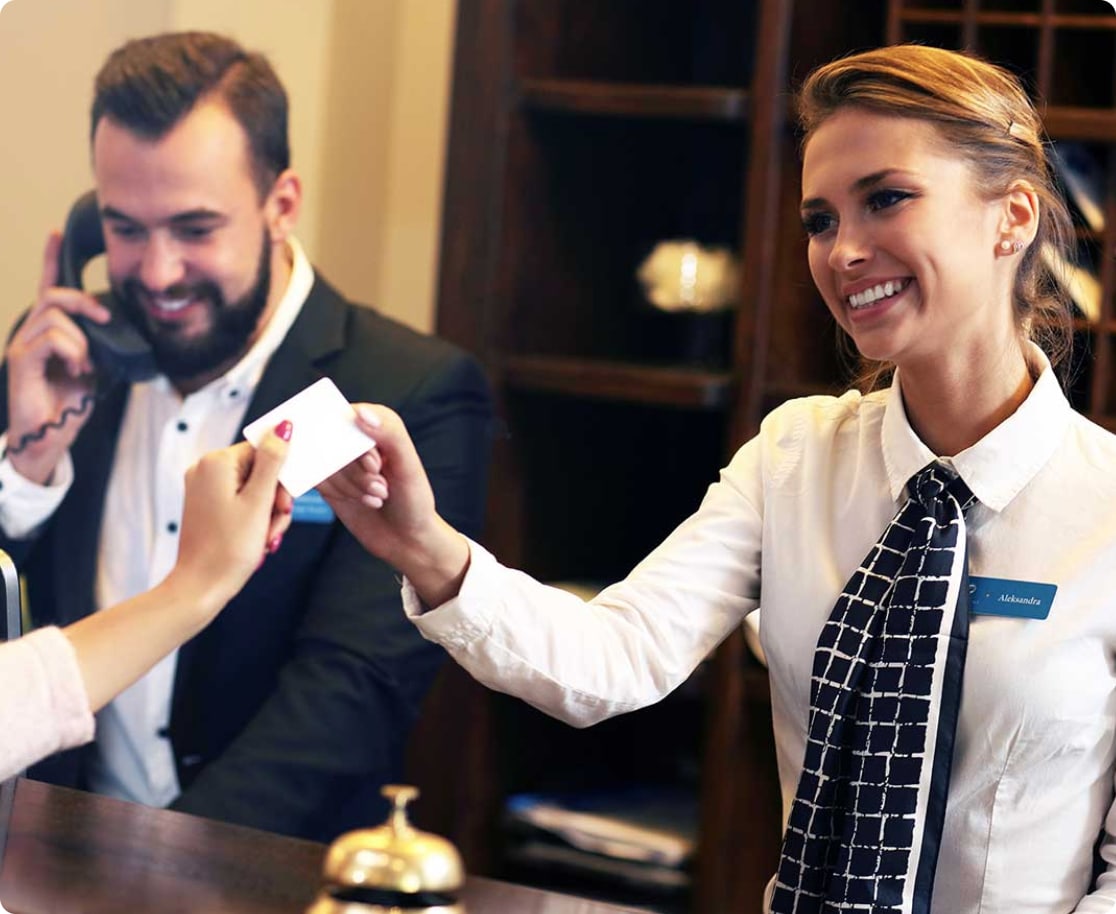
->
<box><xmin>880</xmin><ymin>342</ymin><xmax>1071</xmax><ymax>512</ymax></box>
<box><xmin>149</xmin><ymin>236</ymin><xmax>315</xmax><ymax>404</ymax></box>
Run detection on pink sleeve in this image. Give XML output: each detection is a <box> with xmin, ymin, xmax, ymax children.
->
<box><xmin>0</xmin><ymin>627</ymin><xmax>94</xmax><ymax>780</ymax></box>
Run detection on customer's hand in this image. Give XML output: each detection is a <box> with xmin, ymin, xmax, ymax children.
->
<box><xmin>171</xmin><ymin>421</ymin><xmax>294</xmax><ymax>615</ymax></box>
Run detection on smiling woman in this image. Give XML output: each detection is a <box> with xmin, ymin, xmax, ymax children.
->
<box><xmin>315</xmin><ymin>44</ymin><xmax>1116</xmax><ymax>914</ymax></box>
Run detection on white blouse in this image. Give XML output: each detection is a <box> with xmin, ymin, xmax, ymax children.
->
<box><xmin>407</xmin><ymin>351</ymin><xmax>1116</xmax><ymax>913</ymax></box>
<box><xmin>0</xmin><ymin>627</ymin><xmax>93</xmax><ymax>781</ymax></box>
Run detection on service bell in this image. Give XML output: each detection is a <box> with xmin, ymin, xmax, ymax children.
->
<box><xmin>306</xmin><ymin>785</ymin><xmax>465</xmax><ymax>914</ymax></box>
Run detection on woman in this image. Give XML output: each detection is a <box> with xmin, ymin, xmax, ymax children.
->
<box><xmin>320</xmin><ymin>45</ymin><xmax>1116</xmax><ymax>912</ymax></box>
<box><xmin>0</xmin><ymin>420</ymin><xmax>292</xmax><ymax>781</ymax></box>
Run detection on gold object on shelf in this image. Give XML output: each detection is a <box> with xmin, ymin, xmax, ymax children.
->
<box><xmin>306</xmin><ymin>785</ymin><xmax>465</xmax><ymax>914</ymax></box>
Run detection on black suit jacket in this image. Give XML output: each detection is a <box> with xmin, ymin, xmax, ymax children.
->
<box><xmin>1</xmin><ymin>273</ymin><xmax>493</xmax><ymax>841</ymax></box>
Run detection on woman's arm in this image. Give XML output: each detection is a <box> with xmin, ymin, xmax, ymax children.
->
<box><xmin>62</xmin><ymin>422</ymin><xmax>293</xmax><ymax>710</ymax></box>
<box><xmin>0</xmin><ymin>422</ymin><xmax>292</xmax><ymax>781</ymax></box>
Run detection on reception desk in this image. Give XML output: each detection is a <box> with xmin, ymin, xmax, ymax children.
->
<box><xmin>0</xmin><ymin>778</ymin><xmax>648</xmax><ymax>913</ymax></box>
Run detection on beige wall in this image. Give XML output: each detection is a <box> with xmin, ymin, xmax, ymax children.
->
<box><xmin>0</xmin><ymin>0</ymin><xmax>456</xmax><ymax>339</ymax></box>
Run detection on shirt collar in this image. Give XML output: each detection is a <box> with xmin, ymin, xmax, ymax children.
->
<box><xmin>150</xmin><ymin>236</ymin><xmax>314</xmax><ymax>405</ymax></box>
<box><xmin>880</xmin><ymin>342</ymin><xmax>1071</xmax><ymax>512</ymax></box>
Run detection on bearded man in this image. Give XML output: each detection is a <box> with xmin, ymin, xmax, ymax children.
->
<box><xmin>0</xmin><ymin>31</ymin><xmax>492</xmax><ymax>842</ymax></box>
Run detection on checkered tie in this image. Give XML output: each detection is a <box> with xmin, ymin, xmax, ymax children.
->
<box><xmin>771</xmin><ymin>461</ymin><xmax>977</xmax><ymax>914</ymax></box>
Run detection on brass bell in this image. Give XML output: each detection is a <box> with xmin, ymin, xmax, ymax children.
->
<box><xmin>306</xmin><ymin>785</ymin><xmax>466</xmax><ymax>914</ymax></box>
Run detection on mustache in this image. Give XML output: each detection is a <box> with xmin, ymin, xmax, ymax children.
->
<box><xmin>120</xmin><ymin>278</ymin><xmax>225</xmax><ymax>305</ymax></box>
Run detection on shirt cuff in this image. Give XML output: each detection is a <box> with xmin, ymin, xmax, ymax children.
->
<box><xmin>402</xmin><ymin>537</ymin><xmax>495</xmax><ymax>649</ymax></box>
<box><xmin>0</xmin><ymin>434</ymin><xmax>74</xmax><ymax>539</ymax></box>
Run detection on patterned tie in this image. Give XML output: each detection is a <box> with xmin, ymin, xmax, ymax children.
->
<box><xmin>770</xmin><ymin>461</ymin><xmax>977</xmax><ymax>914</ymax></box>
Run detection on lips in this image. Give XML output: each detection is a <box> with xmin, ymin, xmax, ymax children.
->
<box><xmin>139</xmin><ymin>286</ymin><xmax>213</xmax><ymax>323</ymax></box>
<box><xmin>846</xmin><ymin>278</ymin><xmax>911</xmax><ymax>310</ymax></box>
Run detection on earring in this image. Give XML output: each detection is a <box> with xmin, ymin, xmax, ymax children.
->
<box><xmin>999</xmin><ymin>239</ymin><xmax>1024</xmax><ymax>255</ymax></box>
<box><xmin>1013</xmin><ymin>240</ymin><xmax>1025</xmax><ymax>254</ymax></box>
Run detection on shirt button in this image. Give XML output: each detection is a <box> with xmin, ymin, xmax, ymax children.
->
<box><xmin>167</xmin><ymin>521</ymin><xmax>179</xmax><ymax>534</ymax></box>
<box><xmin>177</xmin><ymin>421</ymin><xmax>188</xmax><ymax>432</ymax></box>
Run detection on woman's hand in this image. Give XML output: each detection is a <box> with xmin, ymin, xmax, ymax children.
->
<box><xmin>64</xmin><ymin>422</ymin><xmax>293</xmax><ymax>712</ymax></box>
<box><xmin>170</xmin><ymin>420</ymin><xmax>294</xmax><ymax>616</ymax></box>
<box><xmin>319</xmin><ymin>405</ymin><xmax>470</xmax><ymax>607</ymax></box>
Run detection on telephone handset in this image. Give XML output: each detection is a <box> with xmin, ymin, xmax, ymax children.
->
<box><xmin>58</xmin><ymin>190</ymin><xmax>158</xmax><ymax>384</ymax></box>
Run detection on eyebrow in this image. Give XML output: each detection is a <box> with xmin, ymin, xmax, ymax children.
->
<box><xmin>800</xmin><ymin>168</ymin><xmax>906</xmax><ymax>211</ymax></box>
<box><xmin>100</xmin><ymin>206</ymin><xmax>226</xmax><ymax>225</ymax></box>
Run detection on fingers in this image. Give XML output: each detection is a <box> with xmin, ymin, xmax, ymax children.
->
<box><xmin>37</xmin><ymin>231</ymin><xmax>62</xmax><ymax>299</ymax></box>
<box><xmin>14</xmin><ymin>308</ymin><xmax>97</xmax><ymax>378</ymax></box>
<box><xmin>241</xmin><ymin>420</ymin><xmax>292</xmax><ymax>502</ymax></box>
<box><xmin>352</xmin><ymin>402</ymin><xmax>383</xmax><ymax>436</ymax></box>
<box><xmin>29</xmin><ymin>230</ymin><xmax>111</xmax><ymax>324</ymax></box>
<box><xmin>318</xmin><ymin>462</ymin><xmax>371</xmax><ymax>503</ymax></box>
<box><xmin>265</xmin><ymin>505</ymin><xmax>293</xmax><ymax>553</ymax></box>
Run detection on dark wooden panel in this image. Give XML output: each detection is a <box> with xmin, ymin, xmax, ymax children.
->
<box><xmin>518</xmin><ymin>80</ymin><xmax>750</xmax><ymax>122</ymax></box>
<box><xmin>502</xmin><ymin>355</ymin><xmax>736</xmax><ymax>409</ymax></box>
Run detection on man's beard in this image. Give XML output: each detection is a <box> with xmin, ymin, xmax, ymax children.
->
<box><xmin>112</xmin><ymin>231</ymin><xmax>271</xmax><ymax>384</ymax></box>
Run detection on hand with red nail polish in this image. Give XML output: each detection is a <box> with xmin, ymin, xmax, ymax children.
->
<box><xmin>58</xmin><ymin>422</ymin><xmax>294</xmax><ymax>719</ymax></box>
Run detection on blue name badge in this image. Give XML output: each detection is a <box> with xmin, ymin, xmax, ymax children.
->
<box><xmin>969</xmin><ymin>576</ymin><xmax>1056</xmax><ymax>620</ymax></box>
<box><xmin>291</xmin><ymin>489</ymin><xmax>335</xmax><ymax>524</ymax></box>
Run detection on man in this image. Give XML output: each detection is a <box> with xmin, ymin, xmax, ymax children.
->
<box><xmin>0</xmin><ymin>31</ymin><xmax>492</xmax><ymax>841</ymax></box>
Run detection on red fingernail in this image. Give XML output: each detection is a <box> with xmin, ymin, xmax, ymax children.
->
<box><xmin>275</xmin><ymin>420</ymin><xmax>293</xmax><ymax>441</ymax></box>
<box><xmin>267</xmin><ymin>534</ymin><xmax>283</xmax><ymax>554</ymax></box>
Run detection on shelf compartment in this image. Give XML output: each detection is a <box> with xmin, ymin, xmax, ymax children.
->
<box><xmin>512</xmin><ymin>0</ymin><xmax>759</xmax><ymax>87</ymax></box>
<box><xmin>501</xmin><ymin>355</ymin><xmax>736</xmax><ymax>410</ymax></box>
<box><xmin>898</xmin><ymin>10</ymin><xmax>1116</xmax><ymax>27</ymax></box>
<box><xmin>1043</xmin><ymin>107</ymin><xmax>1116</xmax><ymax>142</ymax></box>
<box><xmin>518</xmin><ymin>79</ymin><xmax>750</xmax><ymax>122</ymax></box>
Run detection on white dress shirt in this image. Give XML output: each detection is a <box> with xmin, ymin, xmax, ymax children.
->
<box><xmin>406</xmin><ymin>346</ymin><xmax>1116</xmax><ymax>913</ymax></box>
<box><xmin>0</xmin><ymin>239</ymin><xmax>314</xmax><ymax>807</ymax></box>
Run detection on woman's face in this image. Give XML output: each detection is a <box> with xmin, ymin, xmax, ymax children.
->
<box><xmin>800</xmin><ymin>108</ymin><xmax>1016</xmax><ymax>373</ymax></box>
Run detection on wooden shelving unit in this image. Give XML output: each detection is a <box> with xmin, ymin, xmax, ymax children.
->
<box><xmin>407</xmin><ymin>2</ymin><xmax>1116</xmax><ymax>911</ymax></box>
<box><xmin>410</xmin><ymin>2</ymin><xmax>889</xmax><ymax>911</ymax></box>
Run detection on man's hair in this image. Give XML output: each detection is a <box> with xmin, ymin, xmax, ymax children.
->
<box><xmin>91</xmin><ymin>31</ymin><xmax>289</xmax><ymax>198</ymax></box>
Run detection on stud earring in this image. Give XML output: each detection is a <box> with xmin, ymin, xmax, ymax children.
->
<box><xmin>1012</xmin><ymin>240</ymin><xmax>1025</xmax><ymax>254</ymax></box>
<box><xmin>999</xmin><ymin>239</ymin><xmax>1024</xmax><ymax>255</ymax></box>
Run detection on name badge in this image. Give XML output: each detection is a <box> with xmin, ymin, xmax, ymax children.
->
<box><xmin>291</xmin><ymin>489</ymin><xmax>335</xmax><ymax>524</ymax></box>
<box><xmin>969</xmin><ymin>576</ymin><xmax>1056</xmax><ymax>620</ymax></box>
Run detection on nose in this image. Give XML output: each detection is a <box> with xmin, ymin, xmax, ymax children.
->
<box><xmin>137</xmin><ymin>233</ymin><xmax>186</xmax><ymax>292</ymax></box>
<box><xmin>827</xmin><ymin>220</ymin><xmax>872</xmax><ymax>272</ymax></box>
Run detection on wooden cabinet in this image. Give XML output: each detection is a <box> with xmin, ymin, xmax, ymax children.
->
<box><xmin>888</xmin><ymin>0</ymin><xmax>1116</xmax><ymax>425</ymax></box>
<box><xmin>416</xmin><ymin>2</ymin><xmax>888</xmax><ymax>911</ymax></box>
<box><xmin>415</xmin><ymin>1</ymin><xmax>1116</xmax><ymax>911</ymax></box>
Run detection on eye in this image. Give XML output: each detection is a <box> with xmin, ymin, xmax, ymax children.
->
<box><xmin>106</xmin><ymin>222</ymin><xmax>145</xmax><ymax>242</ymax></box>
<box><xmin>801</xmin><ymin>211</ymin><xmax>835</xmax><ymax>237</ymax></box>
<box><xmin>173</xmin><ymin>225</ymin><xmax>215</xmax><ymax>242</ymax></box>
<box><xmin>866</xmin><ymin>188</ymin><xmax>913</xmax><ymax>213</ymax></box>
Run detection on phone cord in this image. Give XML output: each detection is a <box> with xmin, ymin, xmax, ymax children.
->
<box><xmin>6</xmin><ymin>392</ymin><xmax>97</xmax><ymax>457</ymax></box>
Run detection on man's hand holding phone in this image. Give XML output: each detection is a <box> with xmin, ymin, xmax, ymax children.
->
<box><xmin>4</xmin><ymin>231</ymin><xmax>112</xmax><ymax>485</ymax></box>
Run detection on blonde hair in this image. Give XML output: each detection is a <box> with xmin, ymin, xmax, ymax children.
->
<box><xmin>797</xmin><ymin>44</ymin><xmax>1076</xmax><ymax>391</ymax></box>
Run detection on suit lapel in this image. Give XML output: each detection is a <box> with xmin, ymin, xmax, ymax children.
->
<box><xmin>54</xmin><ymin>382</ymin><xmax>130</xmax><ymax>625</ymax></box>
<box><xmin>241</xmin><ymin>273</ymin><xmax>349</xmax><ymax>429</ymax></box>
<box><xmin>171</xmin><ymin>273</ymin><xmax>351</xmax><ymax>718</ymax></box>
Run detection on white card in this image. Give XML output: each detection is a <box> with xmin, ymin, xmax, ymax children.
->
<box><xmin>242</xmin><ymin>377</ymin><xmax>375</xmax><ymax>498</ymax></box>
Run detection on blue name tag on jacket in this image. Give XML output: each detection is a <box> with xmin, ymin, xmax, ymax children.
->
<box><xmin>291</xmin><ymin>489</ymin><xmax>335</xmax><ymax>524</ymax></box>
<box><xmin>969</xmin><ymin>576</ymin><xmax>1056</xmax><ymax>620</ymax></box>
